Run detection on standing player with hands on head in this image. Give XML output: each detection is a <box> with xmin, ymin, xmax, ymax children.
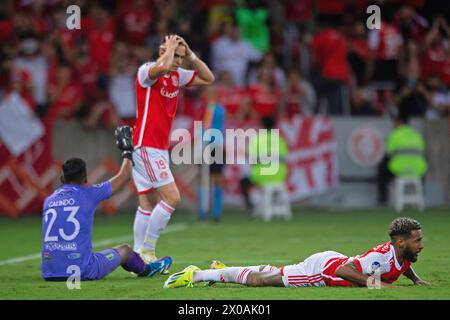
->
<box><xmin>41</xmin><ymin>126</ymin><xmax>172</xmax><ymax>282</ymax></box>
<box><xmin>132</xmin><ymin>34</ymin><xmax>215</xmax><ymax>264</ymax></box>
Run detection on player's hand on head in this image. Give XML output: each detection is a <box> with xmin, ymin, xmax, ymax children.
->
<box><xmin>165</xmin><ymin>34</ymin><xmax>182</xmax><ymax>50</ymax></box>
<box><xmin>176</xmin><ymin>36</ymin><xmax>196</xmax><ymax>61</ymax></box>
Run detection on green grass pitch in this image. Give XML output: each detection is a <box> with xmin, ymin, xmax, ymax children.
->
<box><xmin>0</xmin><ymin>208</ymin><xmax>449</xmax><ymax>300</ymax></box>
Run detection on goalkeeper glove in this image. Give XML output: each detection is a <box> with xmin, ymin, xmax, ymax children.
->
<box><xmin>115</xmin><ymin>125</ymin><xmax>134</xmax><ymax>165</ymax></box>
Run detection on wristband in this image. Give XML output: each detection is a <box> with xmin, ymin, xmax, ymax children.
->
<box><xmin>122</xmin><ymin>151</ymin><xmax>135</xmax><ymax>166</ymax></box>
<box><xmin>189</xmin><ymin>51</ymin><xmax>197</xmax><ymax>62</ymax></box>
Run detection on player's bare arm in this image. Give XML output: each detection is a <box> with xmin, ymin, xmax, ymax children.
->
<box><xmin>109</xmin><ymin>126</ymin><xmax>134</xmax><ymax>194</ymax></box>
<box><xmin>148</xmin><ymin>35</ymin><xmax>181</xmax><ymax>79</ymax></box>
<box><xmin>403</xmin><ymin>266</ymin><xmax>430</xmax><ymax>285</ymax></box>
<box><xmin>335</xmin><ymin>260</ymin><xmax>391</xmax><ymax>288</ymax></box>
<box><xmin>178</xmin><ymin>36</ymin><xmax>215</xmax><ymax>86</ymax></box>
<box><xmin>109</xmin><ymin>159</ymin><xmax>133</xmax><ymax>194</ymax></box>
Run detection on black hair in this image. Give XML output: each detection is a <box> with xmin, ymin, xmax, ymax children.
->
<box><xmin>62</xmin><ymin>158</ymin><xmax>87</xmax><ymax>185</ymax></box>
<box><xmin>397</xmin><ymin>110</ymin><xmax>410</xmax><ymax>124</ymax></box>
<box><xmin>388</xmin><ymin>217</ymin><xmax>422</xmax><ymax>239</ymax></box>
<box><xmin>261</xmin><ymin>116</ymin><xmax>275</xmax><ymax>130</ymax></box>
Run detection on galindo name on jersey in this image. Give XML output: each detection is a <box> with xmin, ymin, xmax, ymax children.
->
<box><xmin>160</xmin><ymin>87</ymin><xmax>179</xmax><ymax>98</ymax></box>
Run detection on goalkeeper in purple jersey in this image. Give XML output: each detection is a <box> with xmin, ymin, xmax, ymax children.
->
<box><xmin>41</xmin><ymin>126</ymin><xmax>172</xmax><ymax>281</ymax></box>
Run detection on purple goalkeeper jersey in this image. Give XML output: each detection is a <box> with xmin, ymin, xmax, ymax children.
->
<box><xmin>41</xmin><ymin>181</ymin><xmax>112</xmax><ymax>279</ymax></box>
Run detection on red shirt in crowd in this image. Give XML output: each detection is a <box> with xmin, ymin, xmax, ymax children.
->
<box><xmin>84</xmin><ymin>17</ymin><xmax>116</xmax><ymax>75</ymax></box>
<box><xmin>247</xmin><ymin>84</ymin><xmax>280</xmax><ymax>118</ymax></box>
<box><xmin>420</xmin><ymin>45</ymin><xmax>448</xmax><ymax>81</ymax></box>
<box><xmin>216</xmin><ymin>86</ymin><xmax>247</xmax><ymax>117</ymax></box>
<box><xmin>119</xmin><ymin>6</ymin><xmax>152</xmax><ymax>45</ymax></box>
<box><xmin>311</xmin><ymin>29</ymin><xmax>349</xmax><ymax>82</ymax></box>
<box><xmin>368</xmin><ymin>23</ymin><xmax>403</xmax><ymax>61</ymax></box>
<box><xmin>47</xmin><ymin>82</ymin><xmax>83</xmax><ymax>123</ymax></box>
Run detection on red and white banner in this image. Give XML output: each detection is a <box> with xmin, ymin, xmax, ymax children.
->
<box><xmin>223</xmin><ymin>116</ymin><xmax>339</xmax><ymax>204</ymax></box>
<box><xmin>0</xmin><ymin>94</ymin><xmax>58</xmax><ymax>217</ymax></box>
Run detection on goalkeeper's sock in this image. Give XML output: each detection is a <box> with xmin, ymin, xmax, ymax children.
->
<box><xmin>142</xmin><ymin>201</ymin><xmax>173</xmax><ymax>252</ymax></box>
<box><xmin>122</xmin><ymin>251</ymin><xmax>147</xmax><ymax>275</ymax></box>
<box><xmin>133</xmin><ymin>207</ymin><xmax>151</xmax><ymax>251</ymax></box>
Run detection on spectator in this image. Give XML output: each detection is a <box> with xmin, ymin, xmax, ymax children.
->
<box><xmin>215</xmin><ymin>71</ymin><xmax>249</xmax><ymax>122</ymax></box>
<box><xmin>284</xmin><ymin>68</ymin><xmax>316</xmax><ymax>117</ymax></box>
<box><xmin>247</xmin><ymin>66</ymin><xmax>282</xmax><ymax>120</ymax></box>
<box><xmin>13</xmin><ymin>38</ymin><xmax>48</xmax><ymax>116</ymax></box>
<box><xmin>347</xmin><ymin>21</ymin><xmax>370</xmax><ymax>86</ymax></box>
<box><xmin>350</xmin><ymin>87</ymin><xmax>379</xmax><ymax>116</ymax></box>
<box><xmin>211</xmin><ymin>22</ymin><xmax>262</xmax><ymax>87</ymax></box>
<box><xmin>366</xmin><ymin>11</ymin><xmax>403</xmax><ymax>86</ymax></box>
<box><xmin>46</xmin><ymin>65</ymin><xmax>83</xmax><ymax>126</ymax></box>
<box><xmin>424</xmin><ymin>74</ymin><xmax>450</xmax><ymax>119</ymax></box>
<box><xmin>108</xmin><ymin>43</ymin><xmax>137</xmax><ymax>127</ymax></box>
<box><xmin>420</xmin><ymin>16</ymin><xmax>449</xmax><ymax>82</ymax></box>
<box><xmin>310</xmin><ymin>18</ymin><xmax>350</xmax><ymax>115</ymax></box>
<box><xmin>235</xmin><ymin>0</ymin><xmax>270</xmax><ymax>54</ymax></box>
<box><xmin>248</xmin><ymin>52</ymin><xmax>287</xmax><ymax>89</ymax></box>
<box><xmin>393</xmin><ymin>5</ymin><xmax>428</xmax><ymax>44</ymax></box>
<box><xmin>85</xmin><ymin>4</ymin><xmax>116</xmax><ymax>78</ymax></box>
<box><xmin>118</xmin><ymin>0</ymin><xmax>153</xmax><ymax>46</ymax></box>
<box><xmin>395</xmin><ymin>76</ymin><xmax>430</xmax><ymax>118</ymax></box>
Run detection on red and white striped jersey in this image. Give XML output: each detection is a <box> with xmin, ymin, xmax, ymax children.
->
<box><xmin>321</xmin><ymin>241</ymin><xmax>411</xmax><ymax>286</ymax></box>
<box><xmin>133</xmin><ymin>62</ymin><xmax>196</xmax><ymax>150</ymax></box>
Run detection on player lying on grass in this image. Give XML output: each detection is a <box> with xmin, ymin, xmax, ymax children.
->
<box><xmin>41</xmin><ymin>126</ymin><xmax>172</xmax><ymax>281</ymax></box>
<box><xmin>164</xmin><ymin>217</ymin><xmax>429</xmax><ymax>288</ymax></box>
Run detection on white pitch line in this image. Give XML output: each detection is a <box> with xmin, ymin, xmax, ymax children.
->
<box><xmin>0</xmin><ymin>223</ymin><xmax>188</xmax><ymax>266</ymax></box>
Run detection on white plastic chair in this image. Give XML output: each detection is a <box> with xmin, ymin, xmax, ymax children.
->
<box><xmin>394</xmin><ymin>176</ymin><xmax>425</xmax><ymax>212</ymax></box>
<box><xmin>258</xmin><ymin>183</ymin><xmax>292</xmax><ymax>221</ymax></box>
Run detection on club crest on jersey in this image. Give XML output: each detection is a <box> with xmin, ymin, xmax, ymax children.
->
<box><xmin>171</xmin><ymin>75</ymin><xmax>179</xmax><ymax>86</ymax></box>
<box><xmin>160</xmin><ymin>171</ymin><xmax>168</xmax><ymax>180</ymax></box>
<box><xmin>369</xmin><ymin>261</ymin><xmax>381</xmax><ymax>275</ymax></box>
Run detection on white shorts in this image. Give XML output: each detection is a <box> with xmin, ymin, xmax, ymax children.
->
<box><xmin>132</xmin><ymin>147</ymin><xmax>174</xmax><ymax>194</ymax></box>
<box><xmin>280</xmin><ymin>251</ymin><xmax>346</xmax><ymax>287</ymax></box>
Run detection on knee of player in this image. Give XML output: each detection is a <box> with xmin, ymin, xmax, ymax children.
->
<box><xmin>164</xmin><ymin>192</ymin><xmax>181</xmax><ymax>208</ymax></box>
<box><xmin>116</xmin><ymin>244</ymin><xmax>133</xmax><ymax>261</ymax></box>
<box><xmin>246</xmin><ymin>272</ymin><xmax>265</xmax><ymax>287</ymax></box>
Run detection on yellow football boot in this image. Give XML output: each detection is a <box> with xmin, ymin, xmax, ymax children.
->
<box><xmin>163</xmin><ymin>265</ymin><xmax>200</xmax><ymax>288</ymax></box>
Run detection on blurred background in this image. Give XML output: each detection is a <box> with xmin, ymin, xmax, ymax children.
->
<box><xmin>1</xmin><ymin>0</ymin><xmax>450</xmax><ymax>218</ymax></box>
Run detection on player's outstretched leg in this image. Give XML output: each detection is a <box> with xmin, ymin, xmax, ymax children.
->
<box><xmin>164</xmin><ymin>263</ymin><xmax>279</xmax><ymax>288</ymax></box>
<box><xmin>115</xmin><ymin>244</ymin><xmax>172</xmax><ymax>277</ymax></box>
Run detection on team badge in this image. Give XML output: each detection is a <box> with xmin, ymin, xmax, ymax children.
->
<box><xmin>171</xmin><ymin>75</ymin><xmax>179</xmax><ymax>86</ymax></box>
<box><xmin>104</xmin><ymin>252</ymin><xmax>115</xmax><ymax>261</ymax></box>
<box><xmin>160</xmin><ymin>172</ymin><xmax>168</xmax><ymax>180</ymax></box>
<box><xmin>369</xmin><ymin>261</ymin><xmax>381</xmax><ymax>275</ymax></box>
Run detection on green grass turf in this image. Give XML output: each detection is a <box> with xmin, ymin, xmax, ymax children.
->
<box><xmin>0</xmin><ymin>208</ymin><xmax>449</xmax><ymax>300</ymax></box>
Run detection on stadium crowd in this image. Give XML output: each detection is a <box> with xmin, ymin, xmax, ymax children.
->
<box><xmin>1</xmin><ymin>0</ymin><xmax>450</xmax><ymax>131</ymax></box>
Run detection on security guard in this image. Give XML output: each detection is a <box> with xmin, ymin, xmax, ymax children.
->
<box><xmin>377</xmin><ymin>114</ymin><xmax>427</xmax><ymax>205</ymax></box>
<box><xmin>249</xmin><ymin>117</ymin><xmax>290</xmax><ymax>220</ymax></box>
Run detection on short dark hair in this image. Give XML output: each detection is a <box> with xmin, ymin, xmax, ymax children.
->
<box><xmin>388</xmin><ymin>217</ymin><xmax>421</xmax><ymax>238</ymax></box>
<box><xmin>261</xmin><ymin>116</ymin><xmax>275</xmax><ymax>130</ymax></box>
<box><xmin>62</xmin><ymin>158</ymin><xmax>87</xmax><ymax>184</ymax></box>
<box><xmin>160</xmin><ymin>34</ymin><xmax>185</xmax><ymax>47</ymax></box>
